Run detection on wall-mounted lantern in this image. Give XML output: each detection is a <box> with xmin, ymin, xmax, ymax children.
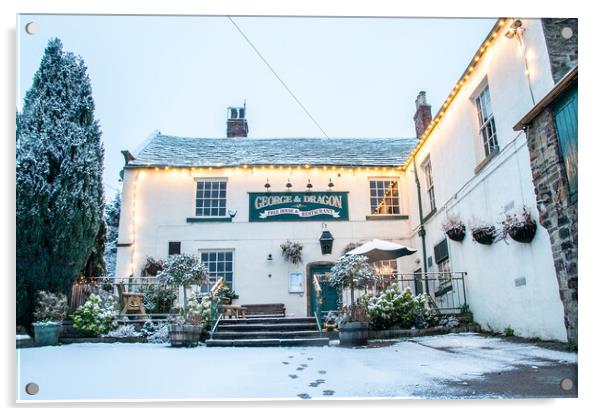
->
<box><xmin>264</xmin><ymin>179</ymin><xmax>271</xmax><ymax>192</ymax></box>
<box><xmin>319</xmin><ymin>223</ymin><xmax>334</xmax><ymax>255</ymax></box>
<box><xmin>267</xmin><ymin>253</ymin><xmax>273</xmax><ymax>261</ymax></box>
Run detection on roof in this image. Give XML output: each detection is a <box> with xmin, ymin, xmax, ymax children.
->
<box><xmin>126</xmin><ymin>133</ymin><xmax>417</xmax><ymax>168</ymax></box>
<box><xmin>513</xmin><ymin>65</ymin><xmax>578</xmax><ymax>130</ymax></box>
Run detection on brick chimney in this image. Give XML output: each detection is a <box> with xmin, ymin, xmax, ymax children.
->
<box><xmin>226</xmin><ymin>103</ymin><xmax>248</xmax><ymax>138</ymax></box>
<box><xmin>413</xmin><ymin>91</ymin><xmax>432</xmax><ymax>138</ymax></box>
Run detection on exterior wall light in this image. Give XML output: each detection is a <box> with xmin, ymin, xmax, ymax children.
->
<box><xmin>286</xmin><ymin>179</ymin><xmax>293</xmax><ymax>191</ymax></box>
<box><xmin>264</xmin><ymin>179</ymin><xmax>271</xmax><ymax>192</ymax></box>
<box><xmin>328</xmin><ymin>178</ymin><xmax>335</xmax><ymax>191</ymax></box>
<box><xmin>319</xmin><ymin>223</ymin><xmax>334</xmax><ymax>255</ymax></box>
<box><xmin>228</xmin><ymin>209</ymin><xmax>237</xmax><ymax>219</ymax></box>
<box><xmin>306</xmin><ymin>179</ymin><xmax>313</xmax><ymax>192</ymax></box>
<box><xmin>267</xmin><ymin>253</ymin><xmax>273</xmax><ymax>261</ymax></box>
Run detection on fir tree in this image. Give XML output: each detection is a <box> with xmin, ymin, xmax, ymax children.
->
<box><xmin>103</xmin><ymin>193</ymin><xmax>121</xmax><ymax>277</ymax></box>
<box><xmin>16</xmin><ymin>38</ymin><xmax>105</xmax><ymax>326</ymax></box>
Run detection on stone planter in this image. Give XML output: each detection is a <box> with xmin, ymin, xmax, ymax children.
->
<box><xmin>169</xmin><ymin>324</ymin><xmax>202</xmax><ymax>347</ymax></box>
<box><xmin>33</xmin><ymin>322</ymin><xmax>62</xmax><ymax>346</ymax></box>
<box><xmin>339</xmin><ymin>322</ymin><xmax>369</xmax><ymax>347</ymax></box>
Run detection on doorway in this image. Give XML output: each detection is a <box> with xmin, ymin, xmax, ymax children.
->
<box><xmin>308</xmin><ymin>264</ymin><xmax>340</xmax><ymax>318</ymax></box>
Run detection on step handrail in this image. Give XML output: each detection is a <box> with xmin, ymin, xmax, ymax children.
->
<box><xmin>313</xmin><ymin>311</ymin><xmax>323</xmax><ymax>337</ymax></box>
<box><xmin>209</xmin><ymin>313</ymin><xmax>223</xmax><ymax>340</ymax></box>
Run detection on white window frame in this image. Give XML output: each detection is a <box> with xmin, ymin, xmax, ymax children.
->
<box><xmin>368</xmin><ymin>177</ymin><xmax>401</xmax><ymax>216</ymax></box>
<box><xmin>193</xmin><ymin>177</ymin><xmax>228</xmax><ymax>218</ymax></box>
<box><xmin>474</xmin><ymin>84</ymin><xmax>499</xmax><ymax>158</ymax></box>
<box><xmin>199</xmin><ymin>249</ymin><xmax>235</xmax><ymax>290</ymax></box>
<box><xmin>421</xmin><ymin>156</ymin><xmax>436</xmax><ymax>213</ymax></box>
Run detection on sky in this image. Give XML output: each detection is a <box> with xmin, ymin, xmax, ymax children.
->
<box><xmin>17</xmin><ymin>15</ymin><xmax>495</xmax><ymax>199</ymax></box>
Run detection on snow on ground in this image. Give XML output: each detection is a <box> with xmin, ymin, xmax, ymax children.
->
<box><xmin>16</xmin><ymin>333</ymin><xmax>576</xmax><ymax>401</ymax></box>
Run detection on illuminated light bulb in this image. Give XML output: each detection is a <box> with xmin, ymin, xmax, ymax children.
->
<box><xmin>208</xmin><ymin>167</ymin><xmax>213</xmax><ymax>171</ymax></box>
<box><xmin>304</xmin><ymin>164</ymin><xmax>310</xmax><ymax>169</ymax></box>
<box><xmin>279</xmin><ymin>166</ymin><xmax>283</xmax><ymax>170</ymax></box>
<box><xmin>154</xmin><ymin>167</ymin><xmax>159</xmax><ymax>171</ymax></box>
<box><xmin>243</xmin><ymin>165</ymin><xmax>248</xmax><ymax>169</ymax></box>
<box><xmin>498</xmin><ymin>19</ymin><xmax>505</xmax><ymax>26</ymax></box>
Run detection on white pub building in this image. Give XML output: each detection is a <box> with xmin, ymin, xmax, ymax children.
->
<box><xmin>116</xmin><ymin>18</ymin><xmax>577</xmax><ymax>342</ymax></box>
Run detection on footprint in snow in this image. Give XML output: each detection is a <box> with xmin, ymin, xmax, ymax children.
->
<box><xmin>322</xmin><ymin>390</ymin><xmax>335</xmax><ymax>396</ymax></box>
<box><xmin>318</xmin><ymin>370</ymin><xmax>327</xmax><ymax>374</ymax></box>
<box><xmin>307</xmin><ymin>357</ymin><xmax>313</xmax><ymax>361</ymax></box>
<box><xmin>288</xmin><ymin>374</ymin><xmax>298</xmax><ymax>379</ymax></box>
<box><xmin>282</xmin><ymin>361</ymin><xmax>289</xmax><ymax>365</ymax></box>
<box><xmin>309</xmin><ymin>382</ymin><xmax>319</xmax><ymax>387</ymax></box>
<box><xmin>300</xmin><ymin>363</ymin><xmax>308</xmax><ymax>368</ymax></box>
<box><xmin>316</xmin><ymin>379</ymin><xmax>325</xmax><ymax>384</ymax></box>
<box><xmin>296</xmin><ymin>367</ymin><xmax>305</xmax><ymax>371</ymax></box>
<box><xmin>297</xmin><ymin>393</ymin><xmax>311</xmax><ymax>400</ymax></box>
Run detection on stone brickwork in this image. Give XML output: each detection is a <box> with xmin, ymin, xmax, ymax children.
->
<box><xmin>526</xmin><ymin>107</ymin><xmax>578</xmax><ymax>344</ymax></box>
<box><xmin>413</xmin><ymin>91</ymin><xmax>433</xmax><ymax>138</ymax></box>
<box><xmin>542</xmin><ymin>18</ymin><xmax>578</xmax><ymax>83</ymax></box>
<box><xmin>227</xmin><ymin>119</ymin><xmax>248</xmax><ymax>138</ymax></box>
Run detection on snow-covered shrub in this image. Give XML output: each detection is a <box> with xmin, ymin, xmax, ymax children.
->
<box><xmin>363</xmin><ymin>285</ymin><xmax>438</xmax><ymax>330</ymax></box>
<box><xmin>439</xmin><ymin>315</ymin><xmax>460</xmax><ymax>328</ymax></box>
<box><xmin>33</xmin><ymin>291</ymin><xmax>68</xmax><ymax>324</ymax></box>
<box><xmin>146</xmin><ymin>323</ymin><xmax>169</xmax><ymax>344</ymax></box>
<box><xmin>364</xmin><ymin>284</ymin><xmax>417</xmax><ymax>330</ymax></box>
<box><xmin>142</xmin><ymin>283</ymin><xmax>177</xmax><ymax>314</ymax></box>
<box><xmin>280</xmin><ymin>240</ymin><xmax>303</xmax><ymax>264</ymax></box>
<box><xmin>341</xmin><ymin>241</ymin><xmax>362</xmax><ymax>255</ymax></box>
<box><xmin>72</xmin><ymin>293</ymin><xmax>116</xmax><ymax>336</ymax></box>
<box><xmin>413</xmin><ymin>293</ymin><xmax>439</xmax><ymax>329</ymax></box>
<box><xmin>103</xmin><ymin>324</ymin><xmax>141</xmax><ymax>338</ymax></box>
<box><xmin>157</xmin><ymin>254</ymin><xmax>209</xmax><ymax>313</ymax></box>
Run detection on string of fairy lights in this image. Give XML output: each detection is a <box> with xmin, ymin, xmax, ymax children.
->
<box><xmin>125</xmin><ymin>18</ymin><xmax>523</xmax><ymax>277</ymax></box>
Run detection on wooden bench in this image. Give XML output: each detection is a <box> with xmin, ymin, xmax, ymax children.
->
<box><xmin>221</xmin><ymin>305</ymin><xmax>247</xmax><ymax>319</ymax></box>
<box><xmin>240</xmin><ymin>303</ymin><xmax>286</xmax><ymax>317</ymax></box>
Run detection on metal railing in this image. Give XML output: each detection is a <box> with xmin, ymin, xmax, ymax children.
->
<box><xmin>359</xmin><ymin>272</ymin><xmax>468</xmax><ymax>314</ymax></box>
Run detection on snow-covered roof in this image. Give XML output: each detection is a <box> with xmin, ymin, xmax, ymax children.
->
<box><xmin>126</xmin><ymin>133</ymin><xmax>418</xmax><ymax>168</ymax></box>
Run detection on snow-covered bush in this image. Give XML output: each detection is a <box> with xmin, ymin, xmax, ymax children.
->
<box><xmin>280</xmin><ymin>241</ymin><xmax>303</xmax><ymax>264</ymax></box>
<box><xmin>146</xmin><ymin>323</ymin><xmax>170</xmax><ymax>344</ymax></box>
<box><xmin>157</xmin><ymin>254</ymin><xmax>209</xmax><ymax>313</ymax></box>
<box><xmin>142</xmin><ymin>283</ymin><xmax>177</xmax><ymax>314</ymax></box>
<box><xmin>72</xmin><ymin>293</ymin><xmax>116</xmax><ymax>336</ymax></box>
<box><xmin>33</xmin><ymin>291</ymin><xmax>68</xmax><ymax>324</ymax></box>
<box><xmin>103</xmin><ymin>324</ymin><xmax>141</xmax><ymax>338</ymax></box>
<box><xmin>438</xmin><ymin>315</ymin><xmax>460</xmax><ymax>328</ymax></box>
<box><xmin>363</xmin><ymin>285</ymin><xmax>438</xmax><ymax>330</ymax></box>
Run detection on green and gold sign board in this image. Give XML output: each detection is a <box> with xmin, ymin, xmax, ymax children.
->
<box><xmin>249</xmin><ymin>192</ymin><xmax>349</xmax><ymax>222</ymax></box>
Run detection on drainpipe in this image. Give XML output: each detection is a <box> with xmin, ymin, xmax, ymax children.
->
<box><xmin>412</xmin><ymin>159</ymin><xmax>430</xmax><ymax>295</ymax></box>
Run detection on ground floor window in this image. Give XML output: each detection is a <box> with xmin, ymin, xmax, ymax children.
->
<box><xmin>200</xmin><ymin>250</ymin><xmax>234</xmax><ymax>290</ymax></box>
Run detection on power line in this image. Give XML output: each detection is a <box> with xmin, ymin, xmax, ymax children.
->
<box><xmin>227</xmin><ymin>16</ymin><xmax>330</xmax><ymax>139</ymax></box>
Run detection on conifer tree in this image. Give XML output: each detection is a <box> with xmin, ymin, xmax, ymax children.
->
<box><xmin>16</xmin><ymin>38</ymin><xmax>105</xmax><ymax>325</ymax></box>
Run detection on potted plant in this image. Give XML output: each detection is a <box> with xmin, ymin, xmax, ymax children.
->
<box><xmin>218</xmin><ymin>285</ymin><xmax>238</xmax><ymax>305</ymax></box>
<box><xmin>501</xmin><ymin>207</ymin><xmax>537</xmax><ymax>243</ymax></box>
<box><xmin>328</xmin><ymin>254</ymin><xmax>379</xmax><ymax>346</ymax></box>
<box><xmin>157</xmin><ymin>254</ymin><xmax>209</xmax><ymax>347</ymax></box>
<box><xmin>32</xmin><ymin>291</ymin><xmax>68</xmax><ymax>346</ymax></box>
<box><xmin>470</xmin><ymin>221</ymin><xmax>498</xmax><ymax>245</ymax></box>
<box><xmin>280</xmin><ymin>240</ymin><xmax>303</xmax><ymax>264</ymax></box>
<box><xmin>141</xmin><ymin>256</ymin><xmax>165</xmax><ymax>277</ymax></box>
<box><xmin>169</xmin><ymin>297</ymin><xmax>205</xmax><ymax>347</ymax></box>
<box><xmin>442</xmin><ymin>215</ymin><xmax>466</xmax><ymax>242</ymax></box>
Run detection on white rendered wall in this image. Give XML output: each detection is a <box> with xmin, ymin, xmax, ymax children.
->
<box><xmin>403</xmin><ymin>19</ymin><xmax>567</xmax><ymax>341</ymax></box>
<box><xmin>116</xmin><ymin>165</ymin><xmax>413</xmax><ymax>317</ymax></box>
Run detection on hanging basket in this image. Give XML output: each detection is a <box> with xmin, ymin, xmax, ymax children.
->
<box><xmin>471</xmin><ymin>226</ymin><xmax>497</xmax><ymax>245</ymax></box>
<box><xmin>445</xmin><ymin>226</ymin><xmax>466</xmax><ymax>242</ymax></box>
<box><xmin>508</xmin><ymin>223</ymin><xmax>537</xmax><ymax>243</ymax></box>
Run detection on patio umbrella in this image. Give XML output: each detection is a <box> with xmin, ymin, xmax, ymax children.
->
<box><xmin>345</xmin><ymin>239</ymin><xmax>417</xmax><ymax>261</ymax></box>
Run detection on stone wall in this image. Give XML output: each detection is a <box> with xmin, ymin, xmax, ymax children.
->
<box><xmin>526</xmin><ymin>107</ymin><xmax>578</xmax><ymax>344</ymax></box>
<box><xmin>541</xmin><ymin>18</ymin><xmax>578</xmax><ymax>83</ymax></box>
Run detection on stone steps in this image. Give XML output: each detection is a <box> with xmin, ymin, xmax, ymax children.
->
<box><xmin>212</xmin><ymin>330</ymin><xmax>322</xmax><ymax>339</ymax></box>
<box><xmin>205</xmin><ymin>338</ymin><xmax>330</xmax><ymax>347</ymax></box>
<box><xmin>208</xmin><ymin>315</ymin><xmax>329</xmax><ymax>347</ymax></box>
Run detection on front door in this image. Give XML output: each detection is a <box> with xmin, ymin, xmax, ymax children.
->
<box><xmin>309</xmin><ymin>265</ymin><xmax>340</xmax><ymax>318</ymax></box>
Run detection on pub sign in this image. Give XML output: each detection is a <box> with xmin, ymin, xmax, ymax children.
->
<box><xmin>249</xmin><ymin>192</ymin><xmax>349</xmax><ymax>222</ymax></box>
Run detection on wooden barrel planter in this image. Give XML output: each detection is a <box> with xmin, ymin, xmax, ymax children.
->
<box><xmin>508</xmin><ymin>223</ymin><xmax>537</xmax><ymax>243</ymax></box>
<box><xmin>339</xmin><ymin>322</ymin><xmax>369</xmax><ymax>347</ymax></box>
<box><xmin>471</xmin><ymin>226</ymin><xmax>497</xmax><ymax>245</ymax></box>
<box><xmin>169</xmin><ymin>324</ymin><xmax>202</xmax><ymax>347</ymax></box>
